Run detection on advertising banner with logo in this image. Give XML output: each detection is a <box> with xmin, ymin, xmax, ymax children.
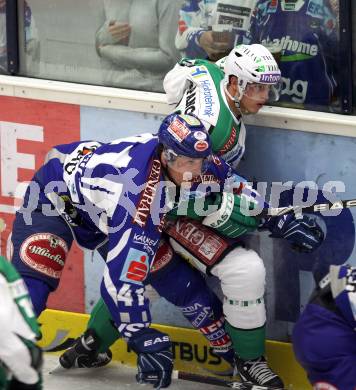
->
<box><xmin>0</xmin><ymin>96</ymin><xmax>84</xmax><ymax>312</ymax></box>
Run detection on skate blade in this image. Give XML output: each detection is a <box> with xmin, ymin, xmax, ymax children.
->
<box><xmin>49</xmin><ymin>363</ymin><xmax>68</xmax><ymax>375</ymax></box>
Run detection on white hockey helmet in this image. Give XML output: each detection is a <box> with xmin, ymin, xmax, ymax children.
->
<box><xmin>224</xmin><ymin>44</ymin><xmax>281</xmax><ymax>101</ymax></box>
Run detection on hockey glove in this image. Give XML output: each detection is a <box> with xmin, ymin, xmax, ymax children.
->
<box><xmin>202</xmin><ymin>192</ymin><xmax>259</xmax><ymax>238</ymax></box>
<box><xmin>8</xmin><ymin>343</ymin><xmax>43</xmax><ymax>390</ymax></box>
<box><xmin>128</xmin><ymin>328</ymin><xmax>173</xmax><ymax>389</ymax></box>
<box><xmin>265</xmin><ymin>214</ymin><xmax>324</xmax><ymax>253</ymax></box>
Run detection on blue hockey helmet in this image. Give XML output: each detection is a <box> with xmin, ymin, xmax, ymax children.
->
<box><xmin>330</xmin><ymin>264</ymin><xmax>356</xmax><ymax>330</ymax></box>
<box><xmin>158</xmin><ymin>113</ymin><xmax>212</xmax><ymax>160</ymax></box>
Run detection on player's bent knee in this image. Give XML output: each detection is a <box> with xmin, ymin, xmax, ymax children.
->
<box><xmin>211</xmin><ymin>248</ymin><xmax>266</xmax><ymax>329</ymax></box>
<box><xmin>211</xmin><ymin>247</ymin><xmax>266</xmax><ymax>299</ymax></box>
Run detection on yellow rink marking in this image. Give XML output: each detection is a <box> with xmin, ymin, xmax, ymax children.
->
<box><xmin>38</xmin><ymin>309</ymin><xmax>311</xmax><ymax>390</ymax></box>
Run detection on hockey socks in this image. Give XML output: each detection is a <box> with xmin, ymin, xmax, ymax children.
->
<box><xmin>87</xmin><ymin>298</ymin><xmax>120</xmax><ymax>353</ymax></box>
<box><xmin>225</xmin><ymin>321</ymin><xmax>266</xmax><ymax>360</ymax></box>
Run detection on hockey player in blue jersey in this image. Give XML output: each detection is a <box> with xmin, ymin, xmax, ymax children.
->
<box><xmin>293</xmin><ymin>264</ymin><xmax>356</xmax><ymax>390</ymax></box>
<box><xmin>248</xmin><ymin>0</ymin><xmax>338</xmax><ymax>110</ymax></box>
<box><xmin>11</xmin><ymin>113</ymin><xmax>264</xmax><ymax>388</ymax></box>
<box><xmin>58</xmin><ymin>45</ymin><xmax>324</xmax><ymax>389</ymax></box>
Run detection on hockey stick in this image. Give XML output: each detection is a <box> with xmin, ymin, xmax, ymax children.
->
<box><xmin>174</xmin><ymin>370</ymin><xmax>286</xmax><ymax>389</ymax></box>
<box><xmin>258</xmin><ymin>197</ymin><xmax>356</xmax><ymax>218</ymax></box>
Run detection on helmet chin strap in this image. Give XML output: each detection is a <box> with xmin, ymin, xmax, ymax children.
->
<box><xmin>224</xmin><ymin>83</ymin><xmax>250</xmax><ymax>116</ymax></box>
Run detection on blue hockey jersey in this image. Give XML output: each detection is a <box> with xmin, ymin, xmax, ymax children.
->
<box><xmin>248</xmin><ymin>0</ymin><xmax>338</xmax><ymax>109</ymax></box>
<box><xmin>23</xmin><ymin>134</ymin><xmax>232</xmax><ymax>338</ymax></box>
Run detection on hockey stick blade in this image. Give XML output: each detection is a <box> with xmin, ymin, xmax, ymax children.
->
<box><xmin>175</xmin><ymin>371</ymin><xmax>286</xmax><ymax>390</ymax></box>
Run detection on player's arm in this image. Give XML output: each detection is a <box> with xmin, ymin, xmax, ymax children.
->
<box><xmin>175</xmin><ymin>0</ymin><xmax>210</xmax><ymax>58</ymax></box>
<box><xmin>163</xmin><ymin>60</ymin><xmax>197</xmax><ymax>105</ymax></box>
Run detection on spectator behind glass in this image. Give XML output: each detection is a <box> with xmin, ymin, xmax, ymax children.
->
<box><xmin>175</xmin><ymin>0</ymin><xmax>257</xmax><ymax>61</ymax></box>
<box><xmin>23</xmin><ymin>0</ymin><xmax>40</xmax><ymax>75</ymax></box>
<box><xmin>247</xmin><ymin>0</ymin><xmax>339</xmax><ymax>112</ymax></box>
<box><xmin>0</xmin><ymin>0</ymin><xmax>7</xmax><ymax>73</ymax></box>
<box><xmin>95</xmin><ymin>0</ymin><xmax>182</xmax><ymax>93</ymax></box>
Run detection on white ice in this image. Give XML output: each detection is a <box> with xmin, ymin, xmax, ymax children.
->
<box><xmin>43</xmin><ymin>354</ymin><xmax>217</xmax><ymax>390</ymax></box>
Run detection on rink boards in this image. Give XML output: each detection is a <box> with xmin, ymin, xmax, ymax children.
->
<box><xmin>38</xmin><ymin>309</ymin><xmax>311</xmax><ymax>390</ymax></box>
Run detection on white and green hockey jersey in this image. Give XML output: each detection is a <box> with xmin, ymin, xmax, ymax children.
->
<box><xmin>0</xmin><ymin>256</ymin><xmax>40</xmax><ymax>387</ymax></box>
<box><xmin>163</xmin><ymin>58</ymin><xmax>246</xmax><ymax>169</ymax></box>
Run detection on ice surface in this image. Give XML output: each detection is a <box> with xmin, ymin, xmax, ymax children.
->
<box><xmin>43</xmin><ymin>354</ymin><xmax>217</xmax><ymax>390</ymax></box>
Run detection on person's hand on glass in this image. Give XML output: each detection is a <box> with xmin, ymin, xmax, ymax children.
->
<box><xmin>108</xmin><ymin>20</ymin><xmax>131</xmax><ymax>45</ymax></box>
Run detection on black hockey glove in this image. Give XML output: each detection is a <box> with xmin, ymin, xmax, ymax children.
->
<box><xmin>128</xmin><ymin>328</ymin><xmax>173</xmax><ymax>389</ymax></box>
<box><xmin>265</xmin><ymin>214</ymin><xmax>324</xmax><ymax>253</ymax></box>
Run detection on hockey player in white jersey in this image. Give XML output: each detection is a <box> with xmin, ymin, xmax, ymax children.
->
<box><xmin>0</xmin><ymin>256</ymin><xmax>42</xmax><ymax>390</ymax></box>
<box><xmin>164</xmin><ymin>44</ymin><xmax>281</xmax><ymax>168</ymax></box>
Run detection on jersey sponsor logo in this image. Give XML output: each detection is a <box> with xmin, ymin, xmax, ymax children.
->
<box><xmin>200</xmin><ymin>79</ymin><xmax>214</xmax><ymax>117</ymax></box>
<box><xmin>64</xmin><ymin>145</ymin><xmax>98</xmax><ymax>175</ymax></box>
<box><xmin>133</xmin><ymin>233</ymin><xmax>159</xmax><ymax>256</ymax></box>
<box><xmin>184</xmin><ymin>84</ymin><xmax>197</xmax><ymax>115</ymax></box>
<box><xmin>281</xmin><ymin>77</ymin><xmax>308</xmax><ymax>104</ymax></box>
<box><xmin>120</xmin><ymin>248</ymin><xmax>149</xmax><ymax>285</ymax></box>
<box><xmin>150</xmin><ymin>241</ymin><xmax>173</xmax><ymax>273</ymax></box>
<box><xmin>194</xmin><ymin>140</ymin><xmax>209</xmax><ymax>152</ymax></box>
<box><xmin>168</xmin><ymin>118</ymin><xmax>191</xmax><ymax>142</ymax></box>
<box><xmin>20</xmin><ymin>233</ymin><xmax>68</xmax><ymax>279</ymax></box>
<box><xmin>133</xmin><ymin>233</ymin><xmax>158</xmax><ymax>248</ymax></box>
<box><xmin>167</xmin><ymin>219</ymin><xmax>228</xmax><ymax>266</ymax></box>
<box><xmin>191</xmin><ymin>66</ymin><xmax>208</xmax><ymax>78</ymax></box>
<box><xmin>261</xmin><ymin>36</ymin><xmax>318</xmax><ymax>58</ymax></box>
<box><xmin>219</xmin><ymin>127</ymin><xmax>237</xmax><ymax>155</ymax></box>
<box><xmin>133</xmin><ymin>159</ymin><xmax>161</xmax><ymax>228</ymax></box>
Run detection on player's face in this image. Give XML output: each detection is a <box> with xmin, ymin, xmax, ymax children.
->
<box><xmin>240</xmin><ymin>83</ymin><xmax>270</xmax><ymax>113</ymax></box>
<box><xmin>167</xmin><ymin>156</ymin><xmax>204</xmax><ymax>185</ymax></box>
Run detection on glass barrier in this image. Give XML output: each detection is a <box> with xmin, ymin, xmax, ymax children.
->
<box><xmin>176</xmin><ymin>0</ymin><xmax>348</xmax><ymax>113</ymax></box>
<box><xmin>0</xmin><ymin>0</ymin><xmax>7</xmax><ymax>73</ymax></box>
<box><xmin>17</xmin><ymin>0</ymin><xmax>183</xmax><ymax>92</ymax></box>
<box><xmin>352</xmin><ymin>0</ymin><xmax>356</xmax><ymax>113</ymax></box>
<box><xmin>14</xmin><ymin>0</ymin><xmax>354</xmax><ymax>113</ymax></box>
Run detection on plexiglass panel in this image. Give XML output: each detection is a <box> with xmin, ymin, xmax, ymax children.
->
<box><xmin>15</xmin><ymin>0</ymin><xmax>353</xmax><ymax>113</ymax></box>
<box><xmin>0</xmin><ymin>0</ymin><xmax>7</xmax><ymax>73</ymax></box>
<box><xmin>18</xmin><ymin>0</ymin><xmax>183</xmax><ymax>92</ymax></box>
